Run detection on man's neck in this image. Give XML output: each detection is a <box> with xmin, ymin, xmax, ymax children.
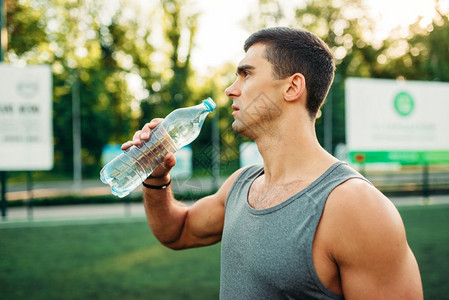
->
<box><xmin>254</xmin><ymin>123</ymin><xmax>338</xmax><ymax>186</ymax></box>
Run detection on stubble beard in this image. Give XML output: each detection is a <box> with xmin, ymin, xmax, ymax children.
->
<box><xmin>232</xmin><ymin>114</ymin><xmax>265</xmax><ymax>141</ymax></box>
<box><xmin>232</xmin><ymin>92</ymin><xmax>283</xmax><ymax>141</ymax></box>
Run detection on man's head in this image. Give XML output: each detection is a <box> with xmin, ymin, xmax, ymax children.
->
<box><xmin>244</xmin><ymin>27</ymin><xmax>335</xmax><ymax>118</ymax></box>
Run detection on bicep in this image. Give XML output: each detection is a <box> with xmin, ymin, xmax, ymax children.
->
<box><xmin>179</xmin><ymin>194</ymin><xmax>225</xmax><ymax>247</ymax></box>
<box><xmin>340</xmin><ymin>241</ymin><xmax>422</xmax><ymax>299</ymax></box>
<box><xmin>330</xmin><ymin>181</ymin><xmax>423</xmax><ymax>299</ymax></box>
<box><xmin>170</xmin><ymin>168</ymin><xmax>245</xmax><ymax>249</ymax></box>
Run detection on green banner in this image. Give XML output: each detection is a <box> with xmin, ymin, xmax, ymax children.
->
<box><xmin>349</xmin><ymin>151</ymin><xmax>449</xmax><ymax>164</ymax></box>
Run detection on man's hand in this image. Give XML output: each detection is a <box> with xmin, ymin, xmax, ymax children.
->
<box><xmin>121</xmin><ymin>118</ymin><xmax>176</xmax><ymax>180</ymax></box>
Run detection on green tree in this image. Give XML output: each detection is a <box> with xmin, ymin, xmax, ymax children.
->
<box><xmin>5</xmin><ymin>0</ymin><xmax>46</xmax><ymax>56</ymax></box>
<box><xmin>380</xmin><ymin>7</ymin><xmax>449</xmax><ymax>82</ymax></box>
<box><xmin>5</xmin><ymin>0</ymin><xmax>159</xmax><ymax>175</ymax></box>
<box><xmin>245</xmin><ymin>0</ymin><xmax>449</xmax><ymax>157</ymax></box>
<box><xmin>140</xmin><ymin>0</ymin><xmax>199</xmax><ymax>124</ymax></box>
<box><xmin>246</xmin><ymin>0</ymin><xmax>380</xmax><ymax>152</ymax></box>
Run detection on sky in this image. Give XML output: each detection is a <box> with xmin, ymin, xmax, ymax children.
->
<box><xmin>188</xmin><ymin>0</ymin><xmax>448</xmax><ymax>76</ymax></box>
<box><xmin>189</xmin><ymin>0</ymin><xmax>258</xmax><ymax>76</ymax></box>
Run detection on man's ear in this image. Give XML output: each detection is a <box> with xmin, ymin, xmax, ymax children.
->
<box><xmin>284</xmin><ymin>73</ymin><xmax>306</xmax><ymax>102</ymax></box>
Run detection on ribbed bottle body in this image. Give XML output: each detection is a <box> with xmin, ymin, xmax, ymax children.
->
<box><xmin>100</xmin><ymin>98</ymin><xmax>216</xmax><ymax>197</ymax></box>
<box><xmin>100</xmin><ymin>126</ymin><xmax>177</xmax><ymax>197</ymax></box>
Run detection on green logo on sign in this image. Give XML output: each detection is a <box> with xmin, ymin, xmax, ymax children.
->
<box><xmin>393</xmin><ymin>91</ymin><xmax>414</xmax><ymax>116</ymax></box>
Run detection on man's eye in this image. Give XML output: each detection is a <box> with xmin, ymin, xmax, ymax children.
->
<box><xmin>243</xmin><ymin>71</ymin><xmax>250</xmax><ymax>77</ymax></box>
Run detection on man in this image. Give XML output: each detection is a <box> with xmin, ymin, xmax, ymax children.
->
<box><xmin>122</xmin><ymin>27</ymin><xmax>423</xmax><ymax>299</ymax></box>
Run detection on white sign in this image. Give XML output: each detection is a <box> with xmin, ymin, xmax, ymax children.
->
<box><xmin>345</xmin><ymin>78</ymin><xmax>449</xmax><ymax>163</ymax></box>
<box><xmin>0</xmin><ymin>64</ymin><xmax>53</xmax><ymax>170</ymax></box>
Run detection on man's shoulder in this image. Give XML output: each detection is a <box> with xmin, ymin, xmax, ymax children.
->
<box><xmin>326</xmin><ymin>177</ymin><xmax>399</xmax><ymax>222</ymax></box>
<box><xmin>215</xmin><ymin>165</ymin><xmax>261</xmax><ymax>202</ymax></box>
<box><xmin>321</xmin><ymin>174</ymin><xmax>422</xmax><ymax>299</ymax></box>
<box><xmin>324</xmin><ymin>177</ymin><xmax>406</xmax><ymax>259</ymax></box>
<box><xmin>329</xmin><ymin>176</ymin><xmax>386</xmax><ymax>205</ymax></box>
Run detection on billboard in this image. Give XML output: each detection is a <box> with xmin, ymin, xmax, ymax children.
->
<box><xmin>0</xmin><ymin>64</ymin><xmax>53</xmax><ymax>170</ymax></box>
<box><xmin>345</xmin><ymin>78</ymin><xmax>449</xmax><ymax>164</ymax></box>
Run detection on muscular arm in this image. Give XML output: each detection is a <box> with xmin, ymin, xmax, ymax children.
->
<box><xmin>122</xmin><ymin>118</ymin><xmax>243</xmax><ymax>250</ymax></box>
<box><xmin>143</xmin><ymin>165</ymin><xmax>243</xmax><ymax>250</ymax></box>
<box><xmin>324</xmin><ymin>179</ymin><xmax>423</xmax><ymax>299</ymax></box>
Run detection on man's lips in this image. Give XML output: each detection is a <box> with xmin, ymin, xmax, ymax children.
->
<box><xmin>231</xmin><ymin>104</ymin><xmax>240</xmax><ymax>116</ymax></box>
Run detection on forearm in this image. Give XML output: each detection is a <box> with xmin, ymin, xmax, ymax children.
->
<box><xmin>142</xmin><ymin>176</ymin><xmax>188</xmax><ymax>248</ymax></box>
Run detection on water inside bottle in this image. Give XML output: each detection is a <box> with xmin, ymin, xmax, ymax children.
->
<box><xmin>100</xmin><ymin>99</ymin><xmax>215</xmax><ymax>197</ymax></box>
<box><xmin>100</xmin><ymin>127</ymin><xmax>177</xmax><ymax>197</ymax></box>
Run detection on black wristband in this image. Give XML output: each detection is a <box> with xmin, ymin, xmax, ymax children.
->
<box><xmin>142</xmin><ymin>179</ymin><xmax>171</xmax><ymax>190</ymax></box>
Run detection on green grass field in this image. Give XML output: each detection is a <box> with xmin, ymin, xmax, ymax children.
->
<box><xmin>1</xmin><ymin>204</ymin><xmax>448</xmax><ymax>300</ymax></box>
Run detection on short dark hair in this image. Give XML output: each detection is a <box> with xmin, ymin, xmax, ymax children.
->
<box><xmin>244</xmin><ymin>27</ymin><xmax>335</xmax><ymax>118</ymax></box>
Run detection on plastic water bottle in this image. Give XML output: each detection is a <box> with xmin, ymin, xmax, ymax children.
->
<box><xmin>100</xmin><ymin>98</ymin><xmax>216</xmax><ymax>197</ymax></box>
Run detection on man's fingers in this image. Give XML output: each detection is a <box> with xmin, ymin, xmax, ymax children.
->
<box><xmin>164</xmin><ymin>152</ymin><xmax>177</xmax><ymax>168</ymax></box>
<box><xmin>149</xmin><ymin>152</ymin><xmax>177</xmax><ymax>178</ymax></box>
<box><xmin>158</xmin><ymin>152</ymin><xmax>177</xmax><ymax>174</ymax></box>
<box><xmin>140</xmin><ymin>131</ymin><xmax>150</xmax><ymax>140</ymax></box>
<box><xmin>121</xmin><ymin>141</ymin><xmax>133</xmax><ymax>150</ymax></box>
<box><xmin>121</xmin><ymin>118</ymin><xmax>165</xmax><ymax>150</ymax></box>
<box><xmin>145</xmin><ymin>118</ymin><xmax>164</xmax><ymax>130</ymax></box>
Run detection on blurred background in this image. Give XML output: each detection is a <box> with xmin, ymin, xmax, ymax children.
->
<box><xmin>0</xmin><ymin>0</ymin><xmax>448</xmax><ymax>299</ymax></box>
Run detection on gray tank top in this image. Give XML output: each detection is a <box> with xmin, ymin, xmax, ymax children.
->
<box><xmin>220</xmin><ymin>161</ymin><xmax>366</xmax><ymax>299</ymax></box>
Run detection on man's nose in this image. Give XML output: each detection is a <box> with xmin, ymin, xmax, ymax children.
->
<box><xmin>225</xmin><ymin>80</ymin><xmax>240</xmax><ymax>98</ymax></box>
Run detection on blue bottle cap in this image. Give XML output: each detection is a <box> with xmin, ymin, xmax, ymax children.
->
<box><xmin>203</xmin><ymin>97</ymin><xmax>216</xmax><ymax>112</ymax></box>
